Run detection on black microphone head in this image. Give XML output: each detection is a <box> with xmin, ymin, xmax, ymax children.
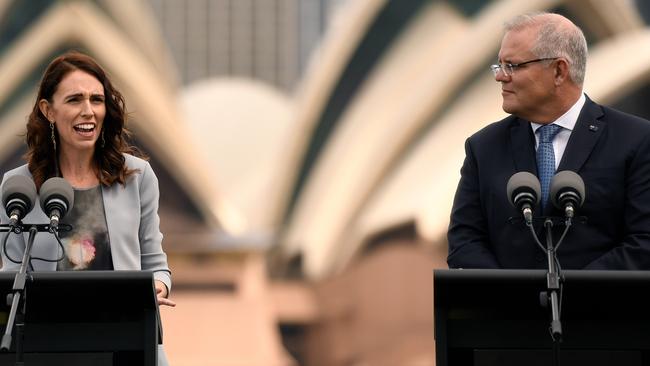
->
<box><xmin>39</xmin><ymin>177</ymin><xmax>74</xmax><ymax>219</ymax></box>
<box><xmin>550</xmin><ymin>170</ymin><xmax>585</xmax><ymax>209</ymax></box>
<box><xmin>506</xmin><ymin>172</ymin><xmax>541</xmax><ymax>209</ymax></box>
<box><xmin>1</xmin><ymin>175</ymin><xmax>37</xmax><ymax>219</ymax></box>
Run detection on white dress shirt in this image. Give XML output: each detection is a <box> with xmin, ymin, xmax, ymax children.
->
<box><xmin>531</xmin><ymin>93</ymin><xmax>586</xmax><ymax>170</ymax></box>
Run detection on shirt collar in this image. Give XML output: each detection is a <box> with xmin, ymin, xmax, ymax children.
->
<box><xmin>531</xmin><ymin>93</ymin><xmax>586</xmax><ymax>133</ymax></box>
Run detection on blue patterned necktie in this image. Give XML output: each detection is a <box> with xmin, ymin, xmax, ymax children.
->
<box><xmin>537</xmin><ymin>124</ymin><xmax>562</xmax><ymax>209</ymax></box>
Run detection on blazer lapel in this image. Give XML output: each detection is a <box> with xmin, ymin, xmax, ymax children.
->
<box><xmin>509</xmin><ymin>118</ymin><xmax>547</xmax><ymax>226</ymax></box>
<box><xmin>509</xmin><ymin>117</ymin><xmax>537</xmax><ymax>173</ymax></box>
<box><xmin>557</xmin><ymin>97</ymin><xmax>605</xmax><ymax>172</ymax></box>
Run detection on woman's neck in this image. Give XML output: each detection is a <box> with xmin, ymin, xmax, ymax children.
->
<box><xmin>58</xmin><ymin>150</ymin><xmax>99</xmax><ymax>188</ymax></box>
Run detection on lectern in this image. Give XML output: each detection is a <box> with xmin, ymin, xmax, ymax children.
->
<box><xmin>434</xmin><ymin>269</ymin><xmax>650</xmax><ymax>366</ymax></box>
<box><xmin>0</xmin><ymin>270</ymin><xmax>159</xmax><ymax>366</ymax></box>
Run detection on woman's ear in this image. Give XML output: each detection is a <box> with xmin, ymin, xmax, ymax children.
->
<box><xmin>38</xmin><ymin>99</ymin><xmax>52</xmax><ymax>122</ymax></box>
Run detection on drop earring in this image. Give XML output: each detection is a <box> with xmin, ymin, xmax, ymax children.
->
<box><xmin>50</xmin><ymin>121</ymin><xmax>60</xmax><ymax>177</ymax></box>
<box><xmin>50</xmin><ymin>122</ymin><xmax>56</xmax><ymax>152</ymax></box>
<box><xmin>101</xmin><ymin>129</ymin><xmax>105</xmax><ymax>148</ymax></box>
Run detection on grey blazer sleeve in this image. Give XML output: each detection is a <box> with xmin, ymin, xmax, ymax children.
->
<box><xmin>137</xmin><ymin>159</ymin><xmax>172</xmax><ymax>291</ymax></box>
<box><xmin>104</xmin><ymin>155</ymin><xmax>172</xmax><ymax>292</ymax></box>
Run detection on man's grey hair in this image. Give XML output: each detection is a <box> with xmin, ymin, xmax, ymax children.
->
<box><xmin>505</xmin><ymin>12</ymin><xmax>588</xmax><ymax>86</ymax></box>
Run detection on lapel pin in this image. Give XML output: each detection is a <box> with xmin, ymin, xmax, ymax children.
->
<box><xmin>588</xmin><ymin>124</ymin><xmax>598</xmax><ymax>132</ymax></box>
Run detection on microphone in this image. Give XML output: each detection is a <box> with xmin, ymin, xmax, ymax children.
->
<box><xmin>1</xmin><ymin>175</ymin><xmax>37</xmax><ymax>228</ymax></box>
<box><xmin>550</xmin><ymin>170</ymin><xmax>585</xmax><ymax>219</ymax></box>
<box><xmin>39</xmin><ymin>177</ymin><xmax>74</xmax><ymax>232</ymax></box>
<box><xmin>507</xmin><ymin>172</ymin><xmax>541</xmax><ymax>225</ymax></box>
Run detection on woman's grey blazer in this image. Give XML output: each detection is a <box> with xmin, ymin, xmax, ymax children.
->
<box><xmin>0</xmin><ymin>154</ymin><xmax>171</xmax><ymax>291</ymax></box>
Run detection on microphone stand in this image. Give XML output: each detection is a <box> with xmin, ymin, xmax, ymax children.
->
<box><xmin>521</xmin><ymin>215</ymin><xmax>573</xmax><ymax>366</ymax></box>
<box><xmin>0</xmin><ymin>225</ymin><xmax>37</xmax><ymax>366</ymax></box>
<box><xmin>543</xmin><ymin>218</ymin><xmax>562</xmax><ymax>366</ymax></box>
<box><xmin>0</xmin><ymin>223</ymin><xmax>69</xmax><ymax>365</ymax></box>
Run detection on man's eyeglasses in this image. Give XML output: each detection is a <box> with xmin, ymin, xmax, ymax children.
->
<box><xmin>490</xmin><ymin>57</ymin><xmax>558</xmax><ymax>77</ymax></box>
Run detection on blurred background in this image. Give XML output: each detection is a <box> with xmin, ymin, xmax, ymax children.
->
<box><xmin>2</xmin><ymin>0</ymin><xmax>650</xmax><ymax>364</ymax></box>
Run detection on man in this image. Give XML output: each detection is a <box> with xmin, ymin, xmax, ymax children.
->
<box><xmin>447</xmin><ymin>12</ymin><xmax>650</xmax><ymax>269</ymax></box>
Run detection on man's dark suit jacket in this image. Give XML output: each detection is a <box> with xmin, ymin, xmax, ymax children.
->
<box><xmin>447</xmin><ymin>96</ymin><xmax>650</xmax><ymax>270</ymax></box>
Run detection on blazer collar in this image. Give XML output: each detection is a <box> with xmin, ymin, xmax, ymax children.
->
<box><xmin>557</xmin><ymin>95</ymin><xmax>605</xmax><ymax>172</ymax></box>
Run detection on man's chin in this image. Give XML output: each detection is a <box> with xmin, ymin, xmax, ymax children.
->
<box><xmin>502</xmin><ymin>102</ymin><xmax>517</xmax><ymax>115</ymax></box>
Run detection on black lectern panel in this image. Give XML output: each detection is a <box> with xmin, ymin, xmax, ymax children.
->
<box><xmin>0</xmin><ymin>271</ymin><xmax>158</xmax><ymax>366</ymax></box>
<box><xmin>434</xmin><ymin>269</ymin><xmax>650</xmax><ymax>366</ymax></box>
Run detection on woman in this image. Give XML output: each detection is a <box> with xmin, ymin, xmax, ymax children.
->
<box><xmin>0</xmin><ymin>51</ymin><xmax>175</xmax><ymax>362</ymax></box>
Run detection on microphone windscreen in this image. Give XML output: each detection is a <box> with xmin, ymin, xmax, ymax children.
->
<box><xmin>39</xmin><ymin>177</ymin><xmax>74</xmax><ymax>214</ymax></box>
<box><xmin>1</xmin><ymin>175</ymin><xmax>37</xmax><ymax>212</ymax></box>
<box><xmin>550</xmin><ymin>170</ymin><xmax>585</xmax><ymax>208</ymax></box>
<box><xmin>506</xmin><ymin>172</ymin><xmax>541</xmax><ymax>207</ymax></box>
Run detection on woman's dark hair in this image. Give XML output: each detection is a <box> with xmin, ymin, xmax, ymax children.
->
<box><xmin>25</xmin><ymin>51</ymin><xmax>142</xmax><ymax>190</ymax></box>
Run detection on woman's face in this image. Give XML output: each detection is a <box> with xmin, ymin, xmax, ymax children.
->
<box><xmin>39</xmin><ymin>69</ymin><xmax>106</xmax><ymax>156</ymax></box>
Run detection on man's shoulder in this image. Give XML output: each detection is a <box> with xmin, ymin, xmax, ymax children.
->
<box><xmin>583</xmin><ymin>97</ymin><xmax>649</xmax><ymax>129</ymax></box>
<box><xmin>600</xmin><ymin>104</ymin><xmax>650</xmax><ymax>129</ymax></box>
<box><xmin>469</xmin><ymin>114</ymin><xmax>521</xmax><ymax>142</ymax></box>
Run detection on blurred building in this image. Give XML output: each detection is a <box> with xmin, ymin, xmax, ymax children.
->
<box><xmin>2</xmin><ymin>0</ymin><xmax>650</xmax><ymax>365</ymax></box>
<box><xmin>149</xmin><ymin>0</ymin><xmax>348</xmax><ymax>92</ymax></box>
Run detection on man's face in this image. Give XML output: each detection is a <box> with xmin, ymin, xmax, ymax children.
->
<box><xmin>496</xmin><ymin>28</ymin><xmax>557</xmax><ymax>122</ymax></box>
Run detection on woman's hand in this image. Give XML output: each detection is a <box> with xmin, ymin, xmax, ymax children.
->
<box><xmin>155</xmin><ymin>280</ymin><xmax>177</xmax><ymax>307</ymax></box>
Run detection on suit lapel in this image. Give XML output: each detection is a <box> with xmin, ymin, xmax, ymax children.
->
<box><xmin>509</xmin><ymin>117</ymin><xmax>546</xmax><ymax>221</ymax></box>
<box><xmin>509</xmin><ymin>117</ymin><xmax>537</xmax><ymax>173</ymax></box>
<box><xmin>557</xmin><ymin>97</ymin><xmax>605</xmax><ymax>172</ymax></box>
